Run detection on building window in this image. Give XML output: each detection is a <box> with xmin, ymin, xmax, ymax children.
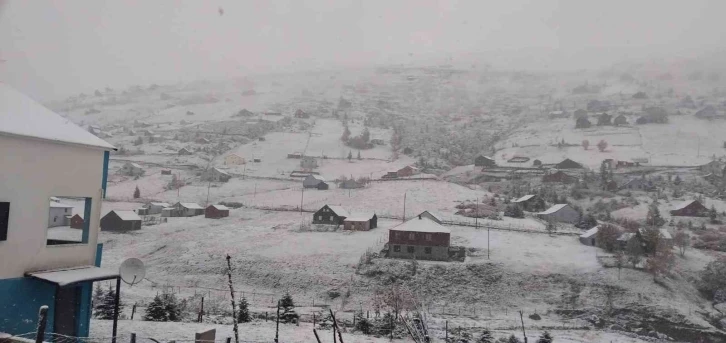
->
<box><xmin>425</xmin><ymin>247</ymin><xmax>432</xmax><ymax>254</ymax></box>
<box><xmin>47</xmin><ymin>196</ymin><xmax>92</xmax><ymax>246</ymax></box>
<box><xmin>317</xmin><ymin>215</ymin><xmax>322</xmax><ymax>221</ymax></box>
<box><xmin>407</xmin><ymin>246</ymin><xmax>415</xmax><ymax>253</ymax></box>
<box><xmin>0</xmin><ymin>202</ymin><xmax>9</xmax><ymax>241</ymax></box>
<box><xmin>408</xmin><ymin>233</ymin><xmax>415</xmax><ymax>240</ymax></box>
<box><xmin>394</xmin><ymin>232</ymin><xmax>400</xmax><ymax>239</ymax></box>
<box><xmin>425</xmin><ymin>234</ymin><xmax>432</xmax><ymax>241</ymax></box>
<box><xmin>393</xmin><ymin>245</ymin><xmax>401</xmax><ymax>252</ymax></box>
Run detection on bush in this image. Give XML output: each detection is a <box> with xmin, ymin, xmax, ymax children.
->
<box><xmin>699</xmin><ymin>258</ymin><xmax>726</xmax><ymax>299</ymax></box>
<box><xmin>354</xmin><ymin>312</ymin><xmax>372</xmax><ymax>334</ymax></box>
<box><xmin>596</xmin><ymin>224</ymin><xmax>621</xmax><ymax>252</ymax></box>
<box><xmin>504</xmin><ymin>205</ymin><xmax>524</xmax><ymax>218</ymax></box>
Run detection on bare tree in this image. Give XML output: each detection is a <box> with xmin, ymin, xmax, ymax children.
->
<box><xmin>596</xmin><ymin>224</ymin><xmax>621</xmax><ymax>252</ymax></box>
<box><xmin>581</xmin><ymin>139</ymin><xmax>589</xmax><ymax>150</ymax></box>
<box><xmin>614</xmin><ymin>250</ymin><xmax>625</xmax><ymax>280</ymax></box>
<box><xmin>597</xmin><ymin>139</ymin><xmax>608</xmax><ymax>152</ymax></box>
<box><xmin>674</xmin><ymin>230</ymin><xmax>690</xmax><ymax>257</ymax></box>
<box><xmin>645</xmin><ymin>242</ymin><xmax>675</xmax><ymax>282</ymax></box>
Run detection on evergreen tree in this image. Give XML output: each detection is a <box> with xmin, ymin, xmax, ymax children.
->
<box><xmin>646</xmin><ymin>202</ymin><xmax>665</xmax><ymax>227</ymax></box>
<box><xmin>347</xmin><ymin>151</ymin><xmax>353</xmax><ymax>161</ymax></box>
<box><xmin>144</xmin><ymin>295</ymin><xmax>167</xmax><ymax>321</ymax></box>
<box><xmin>357</xmin><ymin>151</ymin><xmax>362</xmax><ymax>160</ymax></box>
<box><xmin>506</xmin><ymin>335</ymin><xmax>522</xmax><ymax>343</ymax></box>
<box><xmin>133</xmin><ymin>185</ymin><xmax>140</xmax><ymax>199</ymax></box>
<box><xmin>237</xmin><ymin>296</ymin><xmax>251</xmax><ymax>323</ymax></box>
<box><xmin>362</xmin><ymin>128</ymin><xmax>370</xmax><ymax>142</ymax></box>
<box><xmin>504</xmin><ymin>205</ymin><xmax>524</xmax><ymax>218</ymax></box>
<box><xmin>674</xmin><ymin>175</ymin><xmax>682</xmax><ymax>185</ymax></box>
<box><xmin>354</xmin><ymin>312</ymin><xmax>372</xmax><ymax>334</ymax></box>
<box><xmin>709</xmin><ymin>205</ymin><xmax>718</xmax><ymax>223</ymax></box>
<box><xmin>477</xmin><ymin>329</ymin><xmax>494</xmax><ymax>343</ymax></box>
<box><xmin>95</xmin><ymin>285</ymin><xmax>123</xmax><ymax>320</ymax></box>
<box><xmin>279</xmin><ymin>292</ymin><xmax>297</xmax><ymax>323</ymax></box>
<box><xmin>134</xmin><ymin>136</ymin><xmax>143</xmax><ymax>146</ymax></box>
<box><xmin>536</xmin><ymin>331</ymin><xmax>553</xmax><ymax>343</ymax></box>
<box><xmin>341</xmin><ymin>126</ymin><xmax>351</xmax><ymax>141</ymax></box>
<box><xmin>93</xmin><ymin>283</ymin><xmax>104</xmax><ymax>308</ymax></box>
<box><xmin>163</xmin><ymin>293</ymin><xmax>182</xmax><ymax>321</ymax></box>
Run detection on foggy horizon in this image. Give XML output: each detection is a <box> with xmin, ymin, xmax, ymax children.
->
<box><xmin>2</xmin><ymin>0</ymin><xmax>726</xmax><ymax>100</ymax></box>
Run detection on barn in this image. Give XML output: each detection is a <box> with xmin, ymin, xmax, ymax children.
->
<box><xmin>178</xmin><ymin>147</ymin><xmax>193</xmax><ymax>156</ymax></box>
<box><xmin>343</xmin><ymin>216</ymin><xmax>371</xmax><ymax>231</ymax></box>
<box><xmin>387</xmin><ymin>216</ymin><xmax>451</xmax><ymax>261</ymax></box>
<box><xmin>69</xmin><ymin>214</ymin><xmax>85</xmax><ymax>230</ymax></box>
<box><xmin>396</xmin><ymin>166</ymin><xmax>419</xmax><ymax>177</ymax></box>
<box><xmin>579</xmin><ymin>226</ymin><xmax>599</xmax><ymax>246</ymax></box>
<box><xmin>670</xmin><ymin>200</ymin><xmax>708</xmax><ymax>217</ymax></box>
<box><xmin>312</xmin><ymin>205</ymin><xmax>349</xmax><ymax>225</ymax></box>
<box><xmin>172</xmin><ymin>202</ymin><xmax>204</xmax><ymax>217</ymax></box>
<box><xmin>537</xmin><ymin>204</ymin><xmax>580</xmax><ymax>224</ymax></box>
<box><xmin>225</xmin><ymin>153</ymin><xmax>245</xmax><ymax>166</ymax></box>
<box><xmin>554</xmin><ymin>158</ymin><xmax>583</xmax><ymax>169</ymax></box>
<box><xmin>100</xmin><ymin>210</ymin><xmax>142</xmax><ymax>231</ymax></box>
<box><xmin>474</xmin><ymin>155</ymin><xmax>496</xmax><ymax>167</ymax></box>
<box><xmin>303</xmin><ymin>175</ymin><xmax>328</xmax><ymax>189</ymax></box>
<box><xmin>205</xmin><ymin>204</ymin><xmax>230</xmax><ymax>219</ymax></box>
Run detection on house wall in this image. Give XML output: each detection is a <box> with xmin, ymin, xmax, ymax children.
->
<box><xmin>539</xmin><ymin>206</ymin><xmax>580</xmax><ymax>224</ymax></box>
<box><xmin>343</xmin><ymin>220</ymin><xmax>370</xmax><ymax>231</ymax></box>
<box><xmin>389</xmin><ymin>230</ymin><xmax>450</xmax><ymax>247</ymax></box>
<box><xmin>312</xmin><ymin>207</ymin><xmax>343</xmax><ymax>225</ymax></box>
<box><xmin>0</xmin><ymin>134</ymin><xmax>104</xmax><ymax>279</ymax></box>
<box><xmin>387</xmin><ymin>244</ymin><xmax>449</xmax><ymax>261</ymax></box>
<box><xmin>147</xmin><ymin>204</ymin><xmax>164</xmax><ymax>214</ymax></box>
<box><xmin>48</xmin><ymin>207</ymin><xmax>72</xmax><ymax>227</ymax></box>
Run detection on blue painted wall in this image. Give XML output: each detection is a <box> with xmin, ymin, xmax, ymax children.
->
<box><xmin>102</xmin><ymin>151</ymin><xmax>109</xmax><ymax>198</ymax></box>
<box><xmin>0</xmin><ymin>277</ymin><xmax>56</xmax><ymax>335</ymax></box>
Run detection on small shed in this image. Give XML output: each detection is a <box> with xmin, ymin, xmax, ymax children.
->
<box><xmin>146</xmin><ymin>202</ymin><xmax>170</xmax><ymax>215</ymax></box>
<box><xmin>579</xmin><ymin>226</ymin><xmax>599</xmax><ymax>246</ymax></box>
<box><xmin>178</xmin><ymin>147</ymin><xmax>193</xmax><ymax>156</ymax></box>
<box><xmin>202</xmin><ymin>167</ymin><xmax>231</xmax><ymax>182</ymax></box>
<box><xmin>343</xmin><ymin>216</ymin><xmax>372</xmax><ymax>231</ymax></box>
<box><xmin>381</xmin><ymin>172</ymin><xmax>399</xmax><ymax>179</ymax></box>
<box><xmin>205</xmin><ymin>204</ymin><xmax>230</xmax><ymax>219</ymax></box>
<box><xmin>554</xmin><ymin>158</ymin><xmax>584</xmax><ymax>169</ymax></box>
<box><xmin>161</xmin><ymin>169</ymin><xmax>172</xmax><ymax>175</ymax></box>
<box><xmin>474</xmin><ymin>155</ymin><xmax>496</xmax><ymax>167</ymax></box>
<box><xmin>511</xmin><ymin>194</ymin><xmax>543</xmax><ymax>211</ymax></box>
<box><xmin>100</xmin><ymin>210</ymin><xmax>142</xmax><ymax>231</ymax></box>
<box><xmin>303</xmin><ymin>174</ymin><xmax>327</xmax><ymax>189</ymax></box>
<box><xmin>397</xmin><ymin>166</ymin><xmax>419</xmax><ymax>177</ymax></box>
<box><xmin>69</xmin><ymin>214</ymin><xmax>85</xmax><ymax>230</ymax></box>
<box><xmin>670</xmin><ymin>200</ymin><xmax>708</xmax><ymax>217</ymax></box>
<box><xmin>225</xmin><ymin>154</ymin><xmax>245</xmax><ymax>166</ymax></box>
<box><xmin>537</xmin><ymin>204</ymin><xmax>580</xmax><ymax>224</ymax></box>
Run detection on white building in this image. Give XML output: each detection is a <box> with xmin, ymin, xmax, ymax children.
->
<box><xmin>48</xmin><ymin>201</ymin><xmax>74</xmax><ymax>227</ymax></box>
<box><xmin>145</xmin><ymin>202</ymin><xmax>171</xmax><ymax>215</ymax></box>
<box><xmin>0</xmin><ymin>83</ymin><xmax>119</xmax><ymax>337</ymax></box>
<box><xmin>225</xmin><ymin>153</ymin><xmax>245</xmax><ymax>165</ymax></box>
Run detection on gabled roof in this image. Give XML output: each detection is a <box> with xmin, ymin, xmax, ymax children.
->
<box><xmin>326</xmin><ymin>205</ymin><xmax>349</xmax><ymax>218</ymax></box>
<box><xmin>111</xmin><ymin>210</ymin><xmax>141</xmax><ymax>221</ymax></box>
<box><xmin>209</xmin><ymin>204</ymin><xmax>230</xmax><ymax>211</ymax></box>
<box><xmin>390</xmin><ymin>216</ymin><xmax>450</xmax><ymax>233</ymax></box>
<box><xmin>0</xmin><ymin>83</ymin><xmax>115</xmax><ymax>150</ymax></box>
<box><xmin>178</xmin><ymin>202</ymin><xmax>204</xmax><ymax>210</ymax></box>
<box><xmin>148</xmin><ymin>202</ymin><xmax>170</xmax><ymax>207</ymax></box>
<box><xmin>537</xmin><ymin>204</ymin><xmax>570</xmax><ymax>215</ymax></box>
<box><xmin>344</xmin><ymin>216</ymin><xmax>372</xmax><ymax>222</ymax></box>
<box><xmin>512</xmin><ymin>195</ymin><xmax>536</xmax><ymax>203</ymax></box>
<box><xmin>307</xmin><ymin>174</ymin><xmax>326</xmax><ymax>182</ymax></box>
<box><xmin>580</xmin><ymin>226</ymin><xmax>599</xmax><ymax>239</ymax></box>
<box><xmin>418</xmin><ymin>210</ymin><xmax>444</xmax><ymax>222</ymax></box>
<box><xmin>672</xmin><ymin>200</ymin><xmax>700</xmax><ymax>211</ymax></box>
<box><xmin>211</xmin><ymin>167</ymin><xmax>229</xmax><ymax>176</ymax></box>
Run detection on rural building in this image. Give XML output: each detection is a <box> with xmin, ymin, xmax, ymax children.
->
<box><xmin>474</xmin><ymin>155</ymin><xmax>496</xmax><ymax>167</ymax></box>
<box><xmin>370</xmin><ymin>138</ymin><xmax>385</xmax><ymax>145</ymax></box>
<box><xmin>100</xmin><ymin>210</ymin><xmax>142</xmax><ymax>231</ymax></box>
<box><xmin>597</xmin><ymin>112</ymin><xmax>612</xmax><ymax>126</ymax></box>
<box><xmin>161</xmin><ymin>169</ymin><xmax>172</xmax><ymax>175</ymax></box>
<box><xmin>507</xmin><ymin>156</ymin><xmax>530</xmax><ymax>163</ymax></box>
<box><xmin>303</xmin><ymin>174</ymin><xmax>329</xmax><ymax>189</ymax></box>
<box><xmin>136</xmin><ymin>208</ymin><xmax>149</xmax><ymax>216</ymax></box>
<box><xmin>313</xmin><ymin>205</ymin><xmax>349</xmax><ymax>225</ymax></box>
<box><xmin>202</xmin><ymin>167</ymin><xmax>231</xmax><ymax>182</ymax></box>
<box><xmin>417</xmin><ymin>210</ymin><xmax>444</xmax><ymax>224</ymax></box>
<box><xmin>511</xmin><ymin>194</ymin><xmax>542</xmax><ymax>211</ymax></box>
<box><xmin>301</xmin><ymin>157</ymin><xmax>318</xmax><ymax>169</ymax></box>
<box><xmin>69</xmin><ymin>213</ymin><xmax>85</xmax><ymax>229</ymax></box>
<box><xmin>0</xmin><ymin>83</ymin><xmax>118</xmax><ymax>338</ymax></box>
<box><xmin>172</xmin><ymin>202</ymin><xmax>204</xmax><ymax>217</ymax></box>
<box><xmin>195</xmin><ymin>137</ymin><xmax>211</xmax><ymax>144</ymax></box>
<box><xmin>145</xmin><ymin>202</ymin><xmax>170</xmax><ymax>215</ymax></box>
<box><xmin>620</xmin><ymin>178</ymin><xmax>654</xmax><ymax>191</ymax></box>
<box><xmin>225</xmin><ymin>153</ymin><xmax>246</xmax><ymax>166</ymax></box>
<box><xmin>287</xmin><ymin>152</ymin><xmax>303</xmax><ymax>159</ymax></box>
<box><xmin>579</xmin><ymin>226</ymin><xmax>599</xmax><ymax>246</ymax></box>
<box><xmin>178</xmin><ymin>147</ymin><xmax>193</xmax><ymax>155</ymax></box>
<box><xmin>205</xmin><ymin>204</ymin><xmax>230</xmax><ymax>219</ymax></box>
<box><xmin>542</xmin><ymin>170</ymin><xmax>577</xmax><ymax>183</ymax></box>
<box><xmin>575</xmin><ymin>116</ymin><xmax>591</xmax><ymax>128</ymax></box>
<box><xmin>613</xmin><ymin>114</ymin><xmax>628</xmax><ymax>126</ymax></box>
<box><xmin>397</xmin><ymin>165</ymin><xmax>419</xmax><ymax>177</ymax></box>
<box><xmin>343</xmin><ymin>216</ymin><xmax>372</xmax><ymax>231</ymax></box>
<box><xmin>554</xmin><ymin>158</ymin><xmax>584</xmax><ymax>169</ymax></box>
<box><xmin>48</xmin><ymin>202</ymin><xmax>74</xmax><ymax>227</ymax></box>
<box><xmin>387</xmin><ymin>216</ymin><xmax>451</xmax><ymax>261</ymax></box>
<box><xmin>119</xmin><ymin>162</ymin><xmax>145</xmax><ymax>176</ymax></box>
<box><xmin>537</xmin><ymin>204</ymin><xmax>580</xmax><ymax>224</ymax></box>
<box><xmin>339</xmin><ymin>178</ymin><xmax>363</xmax><ymax>189</ymax></box>
<box><xmin>670</xmin><ymin>200</ymin><xmax>708</xmax><ymax>217</ymax></box>
<box><xmin>294</xmin><ymin>109</ymin><xmax>309</xmax><ymax>118</ymax></box>
<box><xmin>381</xmin><ymin>172</ymin><xmax>399</xmax><ymax>179</ymax></box>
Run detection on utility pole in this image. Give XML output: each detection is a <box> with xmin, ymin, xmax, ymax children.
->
<box><xmin>487</xmin><ymin>199</ymin><xmax>490</xmax><ymax>259</ymax></box>
<box><xmin>518</xmin><ymin>310</ymin><xmax>527</xmax><ymax>343</ymax></box>
<box><xmin>300</xmin><ymin>186</ymin><xmax>304</xmax><ymax>214</ymax></box>
<box><xmin>402</xmin><ymin>192</ymin><xmax>407</xmax><ymax>222</ymax></box>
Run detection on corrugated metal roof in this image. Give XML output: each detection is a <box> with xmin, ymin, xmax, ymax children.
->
<box><xmin>390</xmin><ymin>216</ymin><xmax>450</xmax><ymax>233</ymax></box>
<box><xmin>327</xmin><ymin>205</ymin><xmax>349</xmax><ymax>218</ymax></box>
<box><xmin>512</xmin><ymin>194</ymin><xmax>535</xmax><ymax>203</ymax></box>
<box><xmin>112</xmin><ymin>210</ymin><xmax>141</xmax><ymax>221</ymax></box>
<box><xmin>537</xmin><ymin>204</ymin><xmax>569</xmax><ymax>215</ymax></box>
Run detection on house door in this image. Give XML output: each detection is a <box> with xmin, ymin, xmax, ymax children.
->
<box><xmin>54</xmin><ymin>286</ymin><xmax>80</xmax><ymax>337</ymax></box>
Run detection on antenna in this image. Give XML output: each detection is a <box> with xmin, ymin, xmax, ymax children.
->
<box><xmin>119</xmin><ymin>258</ymin><xmax>146</xmax><ymax>286</ymax></box>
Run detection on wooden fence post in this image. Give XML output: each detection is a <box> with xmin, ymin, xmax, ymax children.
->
<box><xmin>35</xmin><ymin>306</ymin><xmax>48</xmax><ymax>343</ymax></box>
<box><xmin>130</xmin><ymin>333</ymin><xmax>136</xmax><ymax>343</ymax></box>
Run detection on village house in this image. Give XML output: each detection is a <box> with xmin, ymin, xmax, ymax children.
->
<box><xmin>100</xmin><ymin>210</ymin><xmax>142</xmax><ymax>231</ymax></box>
<box><xmin>397</xmin><ymin>165</ymin><xmax>419</xmax><ymax>177</ymax></box>
<box><xmin>0</xmin><ymin>83</ymin><xmax>118</xmax><ymax>338</ymax></box>
<box><xmin>225</xmin><ymin>153</ymin><xmax>245</xmax><ymax>166</ymax></box>
<box><xmin>670</xmin><ymin>200</ymin><xmax>708</xmax><ymax>217</ymax></box>
<box><xmin>597</xmin><ymin>112</ymin><xmax>613</xmax><ymax>126</ymax></box>
<box><xmin>417</xmin><ymin>210</ymin><xmax>444</xmax><ymax>224</ymax></box>
<box><xmin>303</xmin><ymin>174</ymin><xmax>329</xmax><ymax>189</ymax></box>
<box><xmin>205</xmin><ymin>204</ymin><xmax>230</xmax><ymax>219</ymax></box>
<box><xmin>381</xmin><ymin>171</ymin><xmax>399</xmax><ymax>179</ymax></box>
<box><xmin>579</xmin><ymin>226</ymin><xmax>599</xmax><ymax>246</ymax></box>
<box><xmin>542</xmin><ymin>170</ymin><xmax>577</xmax><ymax>183</ymax></box>
<box><xmin>145</xmin><ymin>202</ymin><xmax>170</xmax><ymax>215</ymax></box>
<box><xmin>119</xmin><ymin>162</ymin><xmax>145</xmax><ymax>176</ymax></box>
<box><xmin>511</xmin><ymin>194</ymin><xmax>543</xmax><ymax>212</ymax></box>
<box><xmin>178</xmin><ymin>147</ymin><xmax>193</xmax><ymax>155</ymax></box>
<box><xmin>170</xmin><ymin>202</ymin><xmax>204</xmax><ymax>217</ymax></box>
<box><xmin>554</xmin><ymin>158</ymin><xmax>584</xmax><ymax>169</ymax></box>
<box><xmin>575</xmin><ymin>116</ymin><xmax>592</xmax><ymax>128</ymax></box>
<box><xmin>48</xmin><ymin>201</ymin><xmax>74</xmax><ymax>227</ymax></box>
<box><xmin>301</xmin><ymin>156</ymin><xmax>318</xmax><ymax>170</ymax></box>
<box><xmin>294</xmin><ymin>109</ymin><xmax>309</xmax><ymax>118</ymax></box>
<box><xmin>343</xmin><ymin>215</ymin><xmax>375</xmax><ymax>231</ymax></box>
<box><xmin>537</xmin><ymin>204</ymin><xmax>580</xmax><ymax>224</ymax></box>
<box><xmin>69</xmin><ymin>213</ymin><xmax>85</xmax><ymax>230</ymax></box>
<box><xmin>387</xmin><ymin>215</ymin><xmax>451</xmax><ymax>261</ymax></box>
<box><xmin>312</xmin><ymin>205</ymin><xmax>349</xmax><ymax>225</ymax></box>
<box><xmin>474</xmin><ymin>155</ymin><xmax>496</xmax><ymax>167</ymax></box>
<box><xmin>202</xmin><ymin>167</ymin><xmax>231</xmax><ymax>182</ymax></box>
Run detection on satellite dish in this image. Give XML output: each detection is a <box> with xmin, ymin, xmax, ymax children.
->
<box><xmin>119</xmin><ymin>258</ymin><xmax>146</xmax><ymax>286</ymax></box>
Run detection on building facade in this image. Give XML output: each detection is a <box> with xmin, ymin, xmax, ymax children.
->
<box><xmin>387</xmin><ymin>216</ymin><xmax>451</xmax><ymax>261</ymax></box>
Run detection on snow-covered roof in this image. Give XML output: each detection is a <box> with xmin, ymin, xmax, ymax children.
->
<box><xmin>149</xmin><ymin>202</ymin><xmax>170</xmax><ymax>207</ymax></box>
<box><xmin>213</xmin><ymin>167</ymin><xmax>229</xmax><ymax>175</ymax></box>
<box><xmin>580</xmin><ymin>226</ymin><xmax>599</xmax><ymax>239</ymax></box>
<box><xmin>125</xmin><ymin>162</ymin><xmax>143</xmax><ymax>169</ymax></box>
<box><xmin>672</xmin><ymin>200</ymin><xmax>698</xmax><ymax>211</ymax></box>
<box><xmin>537</xmin><ymin>204</ymin><xmax>570</xmax><ymax>215</ymax></box>
<box><xmin>49</xmin><ymin>202</ymin><xmax>74</xmax><ymax>208</ymax></box>
<box><xmin>307</xmin><ymin>174</ymin><xmax>327</xmax><ymax>182</ymax></box>
<box><xmin>112</xmin><ymin>210</ymin><xmax>142</xmax><ymax>221</ymax></box>
<box><xmin>391</xmin><ymin>216</ymin><xmax>451</xmax><ymax>233</ymax></box>
<box><xmin>179</xmin><ymin>202</ymin><xmax>204</xmax><ymax>210</ymax></box>
<box><xmin>617</xmin><ymin>232</ymin><xmax>635</xmax><ymax>241</ymax></box>
<box><xmin>511</xmin><ymin>194</ymin><xmax>535</xmax><ymax>203</ymax></box>
<box><xmin>209</xmin><ymin>204</ymin><xmax>230</xmax><ymax>211</ymax></box>
<box><xmin>418</xmin><ymin>210</ymin><xmax>444</xmax><ymax>222</ymax></box>
<box><xmin>344</xmin><ymin>216</ymin><xmax>371</xmax><ymax>222</ymax></box>
<box><xmin>27</xmin><ymin>265</ymin><xmax>119</xmax><ymax>287</ymax></box>
<box><xmin>327</xmin><ymin>205</ymin><xmax>350</xmax><ymax>218</ymax></box>
<box><xmin>659</xmin><ymin>229</ymin><xmax>672</xmax><ymax>240</ymax></box>
<box><xmin>0</xmin><ymin>83</ymin><xmax>115</xmax><ymax>150</ymax></box>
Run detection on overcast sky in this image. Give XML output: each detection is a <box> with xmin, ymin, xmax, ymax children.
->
<box><xmin>1</xmin><ymin>0</ymin><xmax>725</xmax><ymax>100</ymax></box>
